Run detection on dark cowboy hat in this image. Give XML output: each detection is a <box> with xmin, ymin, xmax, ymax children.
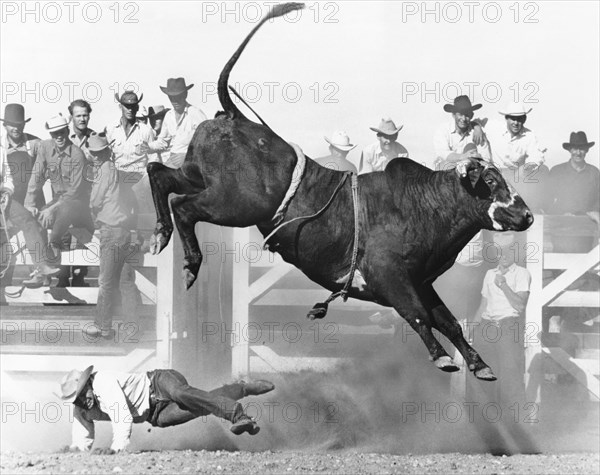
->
<box><xmin>114</xmin><ymin>90</ymin><xmax>143</xmax><ymax>105</ymax></box>
<box><xmin>56</xmin><ymin>365</ymin><xmax>94</xmax><ymax>402</ymax></box>
<box><xmin>160</xmin><ymin>77</ymin><xmax>194</xmax><ymax>96</ymax></box>
<box><xmin>443</xmin><ymin>95</ymin><xmax>482</xmax><ymax>114</ymax></box>
<box><xmin>0</xmin><ymin>104</ymin><xmax>31</xmax><ymax>125</ymax></box>
<box><xmin>87</xmin><ymin>133</ymin><xmax>115</xmax><ymax>153</ymax></box>
<box><xmin>148</xmin><ymin>105</ymin><xmax>170</xmax><ymax>119</ymax></box>
<box><xmin>562</xmin><ymin>131</ymin><xmax>595</xmax><ymax>150</ymax></box>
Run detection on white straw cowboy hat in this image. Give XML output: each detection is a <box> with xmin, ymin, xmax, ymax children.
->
<box><xmin>369</xmin><ymin>118</ymin><xmax>403</xmax><ymax>135</ymax></box>
<box><xmin>45</xmin><ymin>113</ymin><xmax>69</xmax><ymax>132</ymax></box>
<box><xmin>56</xmin><ymin>365</ymin><xmax>94</xmax><ymax>402</ymax></box>
<box><xmin>324</xmin><ymin>131</ymin><xmax>356</xmax><ymax>152</ymax></box>
<box><xmin>136</xmin><ymin>106</ymin><xmax>148</xmax><ymax>119</ymax></box>
<box><xmin>87</xmin><ymin>133</ymin><xmax>115</xmax><ymax>153</ymax></box>
<box><xmin>498</xmin><ymin>101</ymin><xmax>532</xmax><ymax>116</ymax></box>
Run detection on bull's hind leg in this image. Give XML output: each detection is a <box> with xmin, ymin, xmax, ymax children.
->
<box><xmin>419</xmin><ymin>284</ymin><xmax>496</xmax><ymax>381</ymax></box>
<box><xmin>170</xmin><ymin>194</ymin><xmax>206</xmax><ymax>290</ymax></box>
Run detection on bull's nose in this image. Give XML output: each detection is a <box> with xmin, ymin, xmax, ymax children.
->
<box><xmin>525</xmin><ymin>210</ymin><xmax>534</xmax><ymax>226</ymax></box>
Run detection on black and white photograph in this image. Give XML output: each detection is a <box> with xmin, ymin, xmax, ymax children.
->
<box><xmin>1</xmin><ymin>1</ymin><xmax>598</xmax><ymax>473</ymax></box>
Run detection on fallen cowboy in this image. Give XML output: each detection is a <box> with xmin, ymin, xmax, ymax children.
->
<box><xmin>56</xmin><ymin>366</ymin><xmax>275</xmax><ymax>454</ymax></box>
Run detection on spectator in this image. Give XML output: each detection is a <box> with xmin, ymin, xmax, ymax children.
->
<box><xmin>148</xmin><ymin>105</ymin><xmax>169</xmax><ymax>137</ymax></box>
<box><xmin>83</xmin><ymin>134</ymin><xmax>138</xmax><ymax>339</ymax></box>
<box><xmin>1</xmin><ymin>137</ymin><xmax>59</xmax><ymax>285</ymax></box>
<box><xmin>67</xmin><ymin>99</ymin><xmax>96</xmax><ymax>286</ymax></box>
<box><xmin>357</xmin><ymin>118</ymin><xmax>408</xmax><ymax>175</ymax></box>
<box><xmin>433</xmin><ymin>95</ymin><xmax>491</xmax><ymax>170</ymax></box>
<box><xmin>471</xmin><ymin>232</ymin><xmax>531</xmax><ymax>407</ymax></box>
<box><xmin>136</xmin><ymin>106</ymin><xmax>149</xmax><ymax>125</ymax></box>
<box><xmin>148</xmin><ymin>77</ymin><xmax>207</xmax><ymax>169</ymax></box>
<box><xmin>57</xmin><ymin>365</ymin><xmax>274</xmax><ymax>453</ymax></box>
<box><xmin>485</xmin><ymin>101</ymin><xmax>548</xmax><ymax>212</ymax></box>
<box><xmin>314</xmin><ymin>131</ymin><xmax>357</xmax><ymax>173</ymax></box>
<box><xmin>547</xmin><ymin>131</ymin><xmax>599</xmax><ymax>221</ymax></box>
<box><xmin>24</xmin><ymin>114</ymin><xmax>93</xmax><ymax>287</ymax></box>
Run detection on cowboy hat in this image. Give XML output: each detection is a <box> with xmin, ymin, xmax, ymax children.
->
<box><xmin>443</xmin><ymin>95</ymin><xmax>482</xmax><ymax>114</ymax></box>
<box><xmin>87</xmin><ymin>133</ymin><xmax>115</xmax><ymax>153</ymax></box>
<box><xmin>114</xmin><ymin>90</ymin><xmax>143</xmax><ymax>105</ymax></box>
<box><xmin>369</xmin><ymin>118</ymin><xmax>403</xmax><ymax>135</ymax></box>
<box><xmin>45</xmin><ymin>113</ymin><xmax>69</xmax><ymax>133</ymax></box>
<box><xmin>0</xmin><ymin>104</ymin><xmax>31</xmax><ymax>125</ymax></box>
<box><xmin>562</xmin><ymin>131</ymin><xmax>595</xmax><ymax>150</ymax></box>
<box><xmin>160</xmin><ymin>77</ymin><xmax>194</xmax><ymax>96</ymax></box>
<box><xmin>148</xmin><ymin>105</ymin><xmax>170</xmax><ymax>119</ymax></box>
<box><xmin>56</xmin><ymin>365</ymin><xmax>94</xmax><ymax>402</ymax></box>
<box><xmin>498</xmin><ymin>101</ymin><xmax>532</xmax><ymax>117</ymax></box>
<box><xmin>324</xmin><ymin>131</ymin><xmax>356</xmax><ymax>152</ymax></box>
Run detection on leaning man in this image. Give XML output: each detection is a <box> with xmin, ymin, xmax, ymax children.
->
<box><xmin>57</xmin><ymin>366</ymin><xmax>274</xmax><ymax>453</ymax></box>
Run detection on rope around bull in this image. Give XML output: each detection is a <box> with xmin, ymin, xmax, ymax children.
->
<box><xmin>261</xmin><ymin>145</ymin><xmax>361</xmax><ymax>320</ymax></box>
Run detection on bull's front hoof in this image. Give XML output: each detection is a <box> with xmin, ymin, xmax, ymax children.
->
<box><xmin>434</xmin><ymin>356</ymin><xmax>460</xmax><ymax>372</ymax></box>
<box><xmin>182</xmin><ymin>268</ymin><xmax>198</xmax><ymax>290</ymax></box>
<box><xmin>474</xmin><ymin>366</ymin><xmax>497</xmax><ymax>381</ymax></box>
<box><xmin>150</xmin><ymin>232</ymin><xmax>169</xmax><ymax>255</ymax></box>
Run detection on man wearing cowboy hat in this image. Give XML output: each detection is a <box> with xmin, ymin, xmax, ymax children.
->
<box><xmin>146</xmin><ymin>77</ymin><xmax>207</xmax><ymax>169</ymax></box>
<box><xmin>314</xmin><ymin>130</ymin><xmax>357</xmax><ymax>173</ymax></box>
<box><xmin>357</xmin><ymin>118</ymin><xmax>408</xmax><ymax>175</ymax></box>
<box><xmin>0</xmin><ymin>104</ymin><xmax>59</xmax><ymax>286</ymax></box>
<box><xmin>83</xmin><ymin>133</ymin><xmax>139</xmax><ymax>339</ymax></box>
<box><xmin>547</xmin><ymin>131</ymin><xmax>599</xmax><ymax>222</ymax></box>
<box><xmin>485</xmin><ymin>101</ymin><xmax>548</xmax><ymax>211</ymax></box>
<box><xmin>57</xmin><ymin>365</ymin><xmax>274</xmax><ymax>453</ymax></box>
<box><xmin>433</xmin><ymin>95</ymin><xmax>491</xmax><ymax>170</ymax></box>
<box><xmin>148</xmin><ymin>105</ymin><xmax>170</xmax><ymax>137</ymax></box>
<box><xmin>24</xmin><ymin>113</ymin><xmax>93</xmax><ymax>283</ymax></box>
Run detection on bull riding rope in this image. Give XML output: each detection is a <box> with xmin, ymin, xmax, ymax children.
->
<box><xmin>261</xmin><ymin>143</ymin><xmax>360</xmax><ymax>320</ymax></box>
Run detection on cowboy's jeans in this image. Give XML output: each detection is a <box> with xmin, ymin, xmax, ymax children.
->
<box><xmin>6</xmin><ymin>199</ymin><xmax>49</xmax><ymax>266</ymax></box>
<box><xmin>147</xmin><ymin>369</ymin><xmax>245</xmax><ymax>427</ymax></box>
<box><xmin>95</xmin><ymin>226</ymin><xmax>132</xmax><ymax>332</ymax></box>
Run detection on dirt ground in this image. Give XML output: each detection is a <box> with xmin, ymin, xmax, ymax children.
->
<box><xmin>1</xmin><ymin>450</ymin><xmax>599</xmax><ymax>474</ymax></box>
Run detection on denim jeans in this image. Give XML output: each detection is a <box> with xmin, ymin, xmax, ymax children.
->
<box><xmin>147</xmin><ymin>369</ymin><xmax>244</xmax><ymax>427</ymax></box>
<box><xmin>5</xmin><ymin>199</ymin><xmax>49</xmax><ymax>266</ymax></box>
<box><xmin>95</xmin><ymin>226</ymin><xmax>133</xmax><ymax>332</ymax></box>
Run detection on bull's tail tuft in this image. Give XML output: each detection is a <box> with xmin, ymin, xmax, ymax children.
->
<box><xmin>217</xmin><ymin>2</ymin><xmax>305</xmax><ymax>120</ymax></box>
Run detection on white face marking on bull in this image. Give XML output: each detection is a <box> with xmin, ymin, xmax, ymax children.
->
<box><xmin>488</xmin><ymin>183</ymin><xmax>518</xmax><ymax>230</ymax></box>
<box><xmin>336</xmin><ymin>269</ymin><xmax>367</xmax><ymax>291</ymax></box>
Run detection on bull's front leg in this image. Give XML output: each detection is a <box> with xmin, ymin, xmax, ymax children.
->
<box><xmin>419</xmin><ymin>284</ymin><xmax>496</xmax><ymax>381</ymax></box>
<box><xmin>147</xmin><ymin>162</ymin><xmax>178</xmax><ymax>255</ymax></box>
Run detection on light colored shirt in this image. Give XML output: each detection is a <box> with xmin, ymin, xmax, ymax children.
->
<box><xmin>71</xmin><ymin>371</ymin><xmax>151</xmax><ymax>452</ymax></box>
<box><xmin>358</xmin><ymin>141</ymin><xmax>409</xmax><ymax>175</ymax></box>
<box><xmin>481</xmin><ymin>263</ymin><xmax>531</xmax><ymax>320</ymax></box>
<box><xmin>105</xmin><ymin>119</ymin><xmax>157</xmax><ymax>174</ymax></box>
<box><xmin>69</xmin><ymin>125</ymin><xmax>95</xmax><ymax>161</ymax></box>
<box><xmin>485</xmin><ymin>120</ymin><xmax>546</xmax><ymax>169</ymax></box>
<box><xmin>0</xmin><ymin>142</ymin><xmax>14</xmax><ymax>194</ymax></box>
<box><xmin>314</xmin><ymin>154</ymin><xmax>357</xmax><ymax>173</ymax></box>
<box><xmin>150</xmin><ymin>104</ymin><xmax>207</xmax><ymax>159</ymax></box>
<box><xmin>433</xmin><ymin>120</ymin><xmax>491</xmax><ymax>169</ymax></box>
<box><xmin>89</xmin><ymin>159</ymin><xmax>133</xmax><ymax>228</ymax></box>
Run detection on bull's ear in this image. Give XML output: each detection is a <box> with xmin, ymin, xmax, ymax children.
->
<box><xmin>455</xmin><ymin>158</ymin><xmax>481</xmax><ymax>179</ymax></box>
<box><xmin>458</xmin><ymin>159</ymin><xmax>490</xmax><ymax>198</ymax></box>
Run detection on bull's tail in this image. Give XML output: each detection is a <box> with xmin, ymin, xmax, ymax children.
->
<box><xmin>217</xmin><ymin>2</ymin><xmax>305</xmax><ymax>120</ymax></box>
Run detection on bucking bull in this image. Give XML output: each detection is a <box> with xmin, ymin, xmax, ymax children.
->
<box><xmin>147</xmin><ymin>3</ymin><xmax>533</xmax><ymax>381</ymax></box>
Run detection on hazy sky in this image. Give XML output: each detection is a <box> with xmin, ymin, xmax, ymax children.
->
<box><xmin>1</xmin><ymin>1</ymin><xmax>598</xmax><ymax>168</ymax></box>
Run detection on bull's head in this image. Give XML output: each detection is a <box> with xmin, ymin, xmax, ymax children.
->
<box><xmin>457</xmin><ymin>159</ymin><xmax>534</xmax><ymax>232</ymax></box>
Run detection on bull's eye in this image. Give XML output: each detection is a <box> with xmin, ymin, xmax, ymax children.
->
<box><xmin>484</xmin><ymin>177</ymin><xmax>496</xmax><ymax>187</ymax></box>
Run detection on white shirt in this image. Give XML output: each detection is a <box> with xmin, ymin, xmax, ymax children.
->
<box><xmin>105</xmin><ymin>120</ymin><xmax>157</xmax><ymax>174</ymax></box>
<box><xmin>358</xmin><ymin>141</ymin><xmax>409</xmax><ymax>175</ymax></box>
<box><xmin>71</xmin><ymin>371</ymin><xmax>151</xmax><ymax>452</ymax></box>
<box><xmin>151</xmin><ymin>104</ymin><xmax>207</xmax><ymax>158</ymax></box>
<box><xmin>433</xmin><ymin>120</ymin><xmax>491</xmax><ymax>169</ymax></box>
<box><xmin>485</xmin><ymin>120</ymin><xmax>546</xmax><ymax>169</ymax></box>
<box><xmin>481</xmin><ymin>263</ymin><xmax>531</xmax><ymax>320</ymax></box>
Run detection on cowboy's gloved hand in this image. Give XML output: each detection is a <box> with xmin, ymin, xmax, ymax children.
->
<box><xmin>91</xmin><ymin>447</ymin><xmax>116</xmax><ymax>455</ymax></box>
<box><xmin>0</xmin><ymin>192</ymin><xmax>10</xmax><ymax>211</ymax></box>
<box><xmin>38</xmin><ymin>207</ymin><xmax>56</xmax><ymax>229</ymax></box>
<box><xmin>471</xmin><ymin>123</ymin><xmax>486</xmax><ymax>146</ymax></box>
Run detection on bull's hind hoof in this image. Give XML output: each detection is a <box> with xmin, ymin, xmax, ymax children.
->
<box><xmin>474</xmin><ymin>367</ymin><xmax>497</xmax><ymax>381</ymax></box>
<box><xmin>149</xmin><ymin>233</ymin><xmax>168</xmax><ymax>255</ymax></box>
<box><xmin>434</xmin><ymin>356</ymin><xmax>460</xmax><ymax>372</ymax></box>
